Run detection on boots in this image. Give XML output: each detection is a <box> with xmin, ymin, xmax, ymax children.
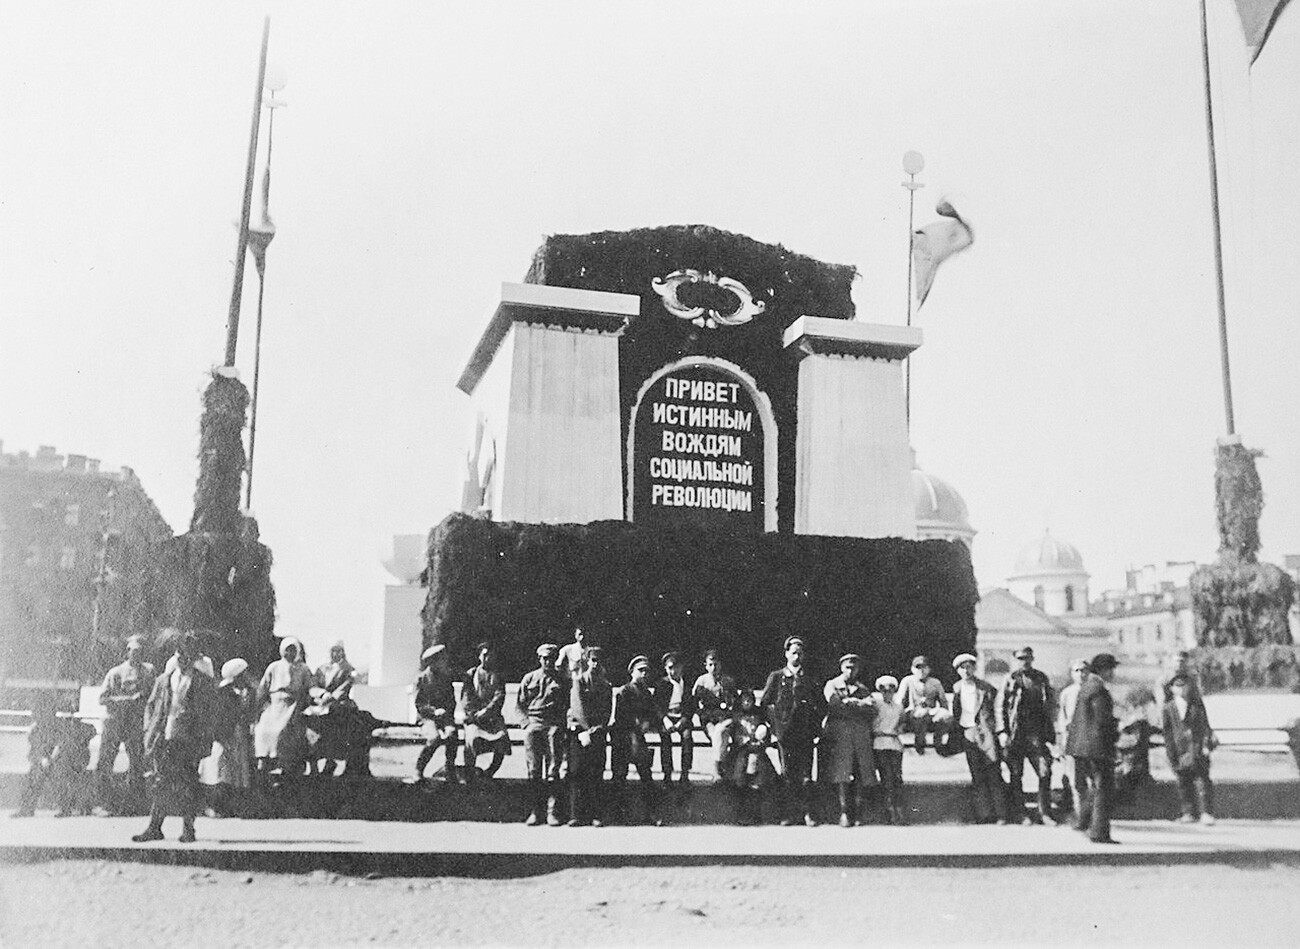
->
<box><xmin>525</xmin><ymin>782</ymin><xmax>545</xmax><ymax>826</ymax></box>
<box><xmin>1196</xmin><ymin>778</ymin><xmax>1216</xmax><ymax>825</ymax></box>
<box><xmin>836</xmin><ymin>785</ymin><xmax>853</xmax><ymax>827</ymax></box>
<box><xmin>132</xmin><ymin>802</ymin><xmax>165</xmax><ymax>842</ymax></box>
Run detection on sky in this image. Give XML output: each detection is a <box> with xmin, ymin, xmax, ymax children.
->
<box><xmin>2</xmin><ymin>1</ymin><xmax>1298</xmax><ymax>673</ymax></box>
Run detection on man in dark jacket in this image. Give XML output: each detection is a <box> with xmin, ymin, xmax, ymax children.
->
<box><xmin>997</xmin><ymin>646</ymin><xmax>1057</xmax><ymax>825</ymax></box>
<box><xmin>951</xmin><ymin>653</ymin><xmax>1008</xmax><ymax>824</ymax></box>
<box><xmin>567</xmin><ymin>645</ymin><xmax>612</xmax><ymax>826</ymax></box>
<box><xmin>414</xmin><ymin>644</ymin><xmax>461</xmax><ymax>784</ymax></box>
<box><xmin>133</xmin><ymin>632</ymin><xmax>216</xmax><ymax>844</ymax></box>
<box><xmin>609</xmin><ymin>655</ymin><xmax>660</xmax><ymax>825</ymax></box>
<box><xmin>1066</xmin><ymin>652</ymin><xmax>1120</xmax><ymax>844</ymax></box>
<box><xmin>758</xmin><ymin>636</ymin><xmax>826</xmax><ymax>827</ymax></box>
<box><xmin>1162</xmin><ymin>673</ymin><xmax>1217</xmax><ymax>824</ymax></box>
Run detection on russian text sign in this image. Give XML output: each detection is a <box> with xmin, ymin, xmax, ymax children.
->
<box><xmin>633</xmin><ymin>364</ymin><xmax>764</xmax><ymax>531</ymax></box>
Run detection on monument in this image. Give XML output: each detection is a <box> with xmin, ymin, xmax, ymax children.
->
<box><xmin>422</xmin><ymin>225</ymin><xmax>978</xmax><ymax>683</ymax></box>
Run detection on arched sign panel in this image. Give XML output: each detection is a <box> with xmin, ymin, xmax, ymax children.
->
<box><xmin>632</xmin><ymin>364</ymin><xmax>765</xmax><ymax>531</ymax></box>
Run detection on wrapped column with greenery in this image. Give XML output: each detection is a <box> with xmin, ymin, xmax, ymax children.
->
<box><xmin>147</xmin><ymin>368</ymin><xmax>278</xmax><ymax>672</ymax></box>
<box><xmin>1189</xmin><ymin>440</ymin><xmax>1295</xmax><ymax>650</ymax></box>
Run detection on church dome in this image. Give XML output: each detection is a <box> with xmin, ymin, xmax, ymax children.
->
<box><xmin>1013</xmin><ymin>531</ymin><xmax>1085</xmax><ymax>575</ymax></box>
<box><xmin>912</xmin><ymin>466</ymin><xmax>975</xmax><ymax>546</ymax></box>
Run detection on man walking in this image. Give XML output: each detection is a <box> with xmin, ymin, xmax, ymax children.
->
<box><xmin>997</xmin><ymin>646</ymin><xmax>1057</xmax><ymax>825</ymax></box>
<box><xmin>133</xmin><ymin>632</ymin><xmax>216</xmax><ymax>844</ymax></box>
<box><xmin>516</xmin><ymin>643</ymin><xmax>569</xmax><ymax>826</ymax></box>
<box><xmin>1066</xmin><ymin>652</ymin><xmax>1120</xmax><ymax>844</ymax></box>
<box><xmin>95</xmin><ymin>635</ymin><xmax>155</xmax><ymax>814</ymax></box>
<box><xmin>759</xmin><ymin>636</ymin><xmax>825</xmax><ymax>827</ymax></box>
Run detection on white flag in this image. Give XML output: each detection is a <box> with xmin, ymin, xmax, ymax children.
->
<box><xmin>912</xmin><ymin>200</ymin><xmax>974</xmax><ymax>307</ymax></box>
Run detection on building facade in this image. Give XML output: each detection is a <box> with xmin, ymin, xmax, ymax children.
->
<box><xmin>0</xmin><ymin>442</ymin><xmax>172</xmax><ymax>689</ymax></box>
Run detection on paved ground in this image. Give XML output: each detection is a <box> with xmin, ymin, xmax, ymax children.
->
<box><xmin>2</xmin><ymin>857</ymin><xmax>1298</xmax><ymax>947</ymax></box>
<box><xmin>4</xmin><ymin>814</ymin><xmax>1300</xmax><ymax>871</ymax></box>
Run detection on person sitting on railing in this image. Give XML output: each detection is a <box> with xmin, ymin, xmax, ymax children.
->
<box><xmin>461</xmin><ymin>642</ymin><xmax>511</xmax><ymax>781</ymax></box>
<box><xmin>609</xmin><ymin>655</ymin><xmax>661</xmax><ymax>826</ymax></box>
<box><xmin>414</xmin><ymin>644</ymin><xmax>462</xmax><ymax>785</ymax></box>
<box><xmin>692</xmin><ymin>647</ymin><xmax>740</xmax><ymax>780</ymax></box>
<box><xmin>655</xmin><ymin>651</ymin><xmax>696</xmax><ymax>787</ymax></box>
<box><xmin>566</xmin><ymin>645</ymin><xmax>612</xmax><ymax>827</ymax></box>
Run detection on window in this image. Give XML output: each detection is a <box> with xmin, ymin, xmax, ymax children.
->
<box><xmin>1033</xmin><ymin>585</ymin><xmax>1045</xmax><ymax>611</ymax></box>
<box><xmin>1065</xmin><ymin>585</ymin><xmax>1075</xmax><ymax>612</ymax></box>
<box><xmin>59</xmin><ymin>547</ymin><xmax>77</xmax><ymax>570</ymax></box>
<box><xmin>64</xmin><ymin>504</ymin><xmax>80</xmax><ymax>526</ymax></box>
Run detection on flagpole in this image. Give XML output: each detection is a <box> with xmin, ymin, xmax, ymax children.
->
<box><xmin>223</xmin><ymin>17</ymin><xmax>271</xmax><ymax>368</ymax></box>
<box><xmin>1198</xmin><ymin>0</ymin><xmax>1236</xmax><ymax>436</ymax></box>
<box><xmin>902</xmin><ymin>151</ymin><xmax>925</xmax><ymax>429</ymax></box>
<box><xmin>246</xmin><ymin>75</ymin><xmax>285</xmax><ymax>510</ymax></box>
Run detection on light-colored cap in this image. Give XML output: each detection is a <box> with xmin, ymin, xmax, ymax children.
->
<box><xmin>220</xmin><ymin>658</ymin><xmax>248</xmax><ymax>684</ymax></box>
<box><xmin>952</xmin><ymin>653</ymin><xmax>978</xmax><ymax>669</ymax></box>
<box><xmin>421</xmin><ymin>644</ymin><xmax>447</xmax><ymax>661</ymax></box>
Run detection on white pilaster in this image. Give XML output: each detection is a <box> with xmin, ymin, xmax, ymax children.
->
<box><xmin>783</xmin><ymin>317</ymin><xmax>921</xmax><ymax>539</ymax></box>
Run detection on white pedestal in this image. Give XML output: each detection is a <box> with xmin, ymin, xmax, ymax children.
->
<box><xmin>459</xmin><ymin>283</ymin><xmax>637</xmax><ymax>524</ymax></box>
<box><xmin>783</xmin><ymin>317</ymin><xmax>921</xmax><ymax>539</ymax></box>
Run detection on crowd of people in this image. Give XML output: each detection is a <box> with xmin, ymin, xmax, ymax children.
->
<box><xmin>11</xmin><ymin>629</ymin><xmax>365</xmax><ymax>842</ymax></box>
<box><xmin>409</xmin><ymin>631</ymin><xmax>1220</xmax><ymax>837</ymax></box>
<box><xmin>11</xmin><ymin>628</ymin><xmax>1222</xmax><ymax>844</ymax></box>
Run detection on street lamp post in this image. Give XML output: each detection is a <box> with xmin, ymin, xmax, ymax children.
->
<box><xmin>902</xmin><ymin>150</ymin><xmax>925</xmax><ymax>428</ymax></box>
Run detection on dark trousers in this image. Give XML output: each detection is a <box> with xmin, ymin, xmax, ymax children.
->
<box><xmin>874</xmin><ymin>749</ymin><xmax>904</xmax><ymax>811</ymax></box>
<box><xmin>146</xmin><ymin>741</ymin><xmax>202</xmax><ymax>829</ymax></box>
<box><xmin>610</xmin><ymin>731</ymin><xmax>657</xmax><ymax>822</ymax></box>
<box><xmin>17</xmin><ymin>762</ymin><xmax>51</xmax><ymax>815</ymax></box>
<box><xmin>659</xmin><ymin>715</ymin><xmax>694</xmax><ymax>781</ymax></box>
<box><xmin>1005</xmin><ymin>736</ymin><xmax>1053</xmax><ymax>820</ymax></box>
<box><xmin>964</xmin><ymin>743</ymin><xmax>1008</xmax><ymax>823</ymax></box>
<box><xmin>1174</xmin><ymin>760</ymin><xmax>1214</xmax><ymax>818</ymax></box>
<box><xmin>95</xmin><ymin>718</ymin><xmax>146</xmax><ymax>806</ymax></box>
<box><xmin>1073</xmin><ymin>756</ymin><xmax>1114</xmax><ymax>841</ymax></box>
<box><xmin>415</xmin><ymin>728</ymin><xmax>462</xmax><ymax>780</ymax></box>
<box><xmin>777</xmin><ymin>736</ymin><xmax>815</xmax><ymax>820</ymax></box>
<box><xmin>567</xmin><ymin>731</ymin><xmax>606</xmax><ymax>823</ymax></box>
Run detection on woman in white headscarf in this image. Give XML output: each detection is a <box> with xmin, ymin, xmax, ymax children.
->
<box><xmin>199</xmin><ymin>658</ymin><xmax>257</xmax><ymax>814</ymax></box>
<box><xmin>253</xmin><ymin>637</ymin><xmax>314</xmax><ymax>783</ymax></box>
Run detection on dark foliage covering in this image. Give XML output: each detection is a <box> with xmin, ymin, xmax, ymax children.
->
<box><xmin>145</xmin><ymin>370</ymin><xmax>278</xmax><ymax>674</ymax></box>
<box><xmin>191</xmin><ymin>370</ymin><xmax>248</xmax><ymax>535</ymax></box>
<box><xmin>1190</xmin><ymin>559</ymin><xmax>1294</xmax><ymax>647</ymax></box>
<box><xmin>422</xmin><ymin>513</ymin><xmax>978</xmax><ymax>689</ymax></box>
<box><xmin>526</xmin><ymin>225</ymin><xmax>856</xmax><ymax>534</ymax></box>
<box><xmin>1190</xmin><ymin>441</ymin><xmax>1294</xmax><ymax>647</ymax></box>
<box><xmin>1187</xmin><ymin>645</ymin><xmax>1300</xmax><ymax>693</ymax></box>
<box><xmin>1214</xmin><ymin>441</ymin><xmax>1264</xmax><ymax>562</ymax></box>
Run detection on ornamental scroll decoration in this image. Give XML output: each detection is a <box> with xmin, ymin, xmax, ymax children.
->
<box><xmin>651</xmin><ymin>269</ymin><xmax>766</xmax><ymax>329</ymax></box>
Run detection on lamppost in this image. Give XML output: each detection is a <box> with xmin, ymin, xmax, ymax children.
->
<box><xmin>902</xmin><ymin>150</ymin><xmax>925</xmax><ymax>428</ymax></box>
<box><xmin>245</xmin><ymin>67</ymin><xmax>286</xmax><ymax>510</ymax></box>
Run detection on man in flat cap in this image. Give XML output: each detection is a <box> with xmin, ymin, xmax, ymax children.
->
<box><xmin>820</xmin><ymin>653</ymin><xmax>876</xmax><ymax>827</ymax></box>
<box><xmin>1066</xmin><ymin>652</ymin><xmax>1120</xmax><ymax>843</ymax></box>
<box><xmin>759</xmin><ymin>636</ymin><xmax>826</xmax><ymax>826</ymax></box>
<box><xmin>898</xmin><ymin>655</ymin><xmax>946</xmax><ymax>755</ymax></box>
<box><xmin>609</xmin><ymin>655</ymin><xmax>661</xmax><ymax>824</ymax></box>
<box><xmin>414</xmin><ymin>644</ymin><xmax>461</xmax><ymax>785</ymax></box>
<box><xmin>566</xmin><ymin>645</ymin><xmax>612</xmax><ymax>826</ymax></box>
<box><xmin>655</xmin><ymin>651</ymin><xmax>696</xmax><ymax>786</ymax></box>
<box><xmin>95</xmin><ymin>634</ymin><xmax>155</xmax><ymax>814</ymax></box>
<box><xmin>516</xmin><ymin>643</ymin><xmax>570</xmax><ymax>825</ymax></box>
<box><xmin>950</xmin><ymin>653</ymin><xmax>1008</xmax><ymax>825</ymax></box>
<box><xmin>997</xmin><ymin>646</ymin><xmax>1057</xmax><ymax>825</ymax></box>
